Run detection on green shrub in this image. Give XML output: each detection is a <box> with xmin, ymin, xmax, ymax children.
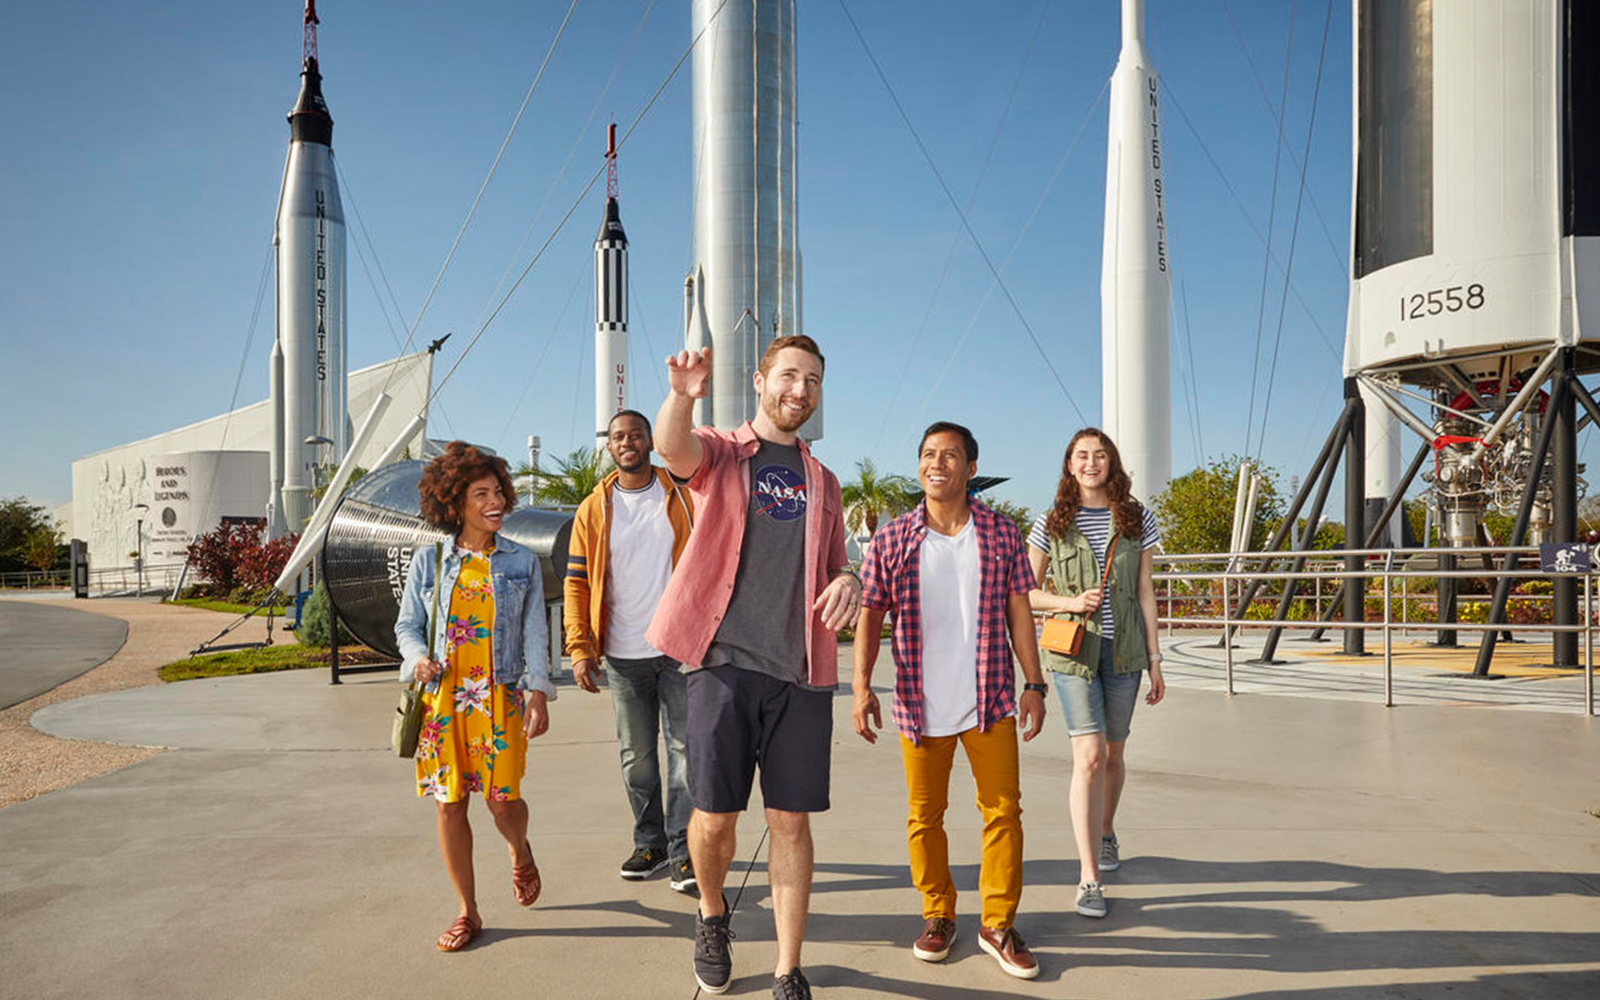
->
<box><xmin>298</xmin><ymin>582</ymin><xmax>353</xmax><ymax>646</ymax></box>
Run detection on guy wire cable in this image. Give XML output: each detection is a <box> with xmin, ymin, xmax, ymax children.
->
<box><xmin>428</xmin><ymin>0</ymin><xmax>735</xmax><ymax>406</ymax></box>
<box><xmin>689</xmin><ymin>825</ymin><xmax>769</xmax><ymax>1000</ymax></box>
<box><xmin>1242</xmin><ymin>0</ymin><xmax>1300</xmax><ymax>462</ymax></box>
<box><xmin>474</xmin><ymin>0</ymin><xmax>661</xmax><ymax>334</ymax></box>
<box><xmin>378</xmin><ymin>0</ymin><xmax>584</xmax><ymax>397</ymax></box>
<box><xmin>335</xmin><ymin>158</ymin><xmax>457</xmax><ymax>436</ymax></box>
<box><xmin>895</xmin><ymin>79</ymin><xmax>1109</xmax><ymax>460</ymax></box>
<box><xmin>1220</xmin><ymin>0</ymin><xmax>1345</xmax><ymax>279</ymax></box>
<box><xmin>1159</xmin><ymin>78</ymin><xmax>1339</xmax><ymax>362</ymax></box>
<box><xmin>837</xmin><ymin>0</ymin><xmax>1087</xmax><ymax>426</ymax></box>
<box><xmin>871</xmin><ymin>0</ymin><xmax>1055</xmax><ymax>459</ymax></box>
<box><xmin>1251</xmin><ymin>0</ymin><xmax>1335</xmax><ymax>461</ymax></box>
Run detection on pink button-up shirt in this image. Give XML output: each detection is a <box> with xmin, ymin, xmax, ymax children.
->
<box><xmin>645</xmin><ymin>421</ymin><xmax>848</xmax><ymax>687</ymax></box>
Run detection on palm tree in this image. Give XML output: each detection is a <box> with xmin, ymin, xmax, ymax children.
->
<box><xmin>841</xmin><ymin>459</ymin><xmax>917</xmax><ymax>552</ymax></box>
<box><xmin>516</xmin><ymin>446</ymin><xmax>609</xmax><ymax>508</ymax></box>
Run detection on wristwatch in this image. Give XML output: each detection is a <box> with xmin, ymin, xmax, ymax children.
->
<box><xmin>1023</xmin><ymin>682</ymin><xmax>1048</xmax><ymax>695</ymax></box>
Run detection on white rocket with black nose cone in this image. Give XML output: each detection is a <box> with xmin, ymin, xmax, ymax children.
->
<box><xmin>594</xmin><ymin>124</ymin><xmax>629</xmax><ymax>446</ymax></box>
<box><xmin>269</xmin><ymin>0</ymin><xmax>347</xmax><ymax>537</ymax></box>
<box><xmin>1100</xmin><ymin>0</ymin><xmax>1172</xmax><ymax>500</ymax></box>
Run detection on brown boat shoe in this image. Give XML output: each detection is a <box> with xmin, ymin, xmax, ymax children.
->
<box><xmin>912</xmin><ymin>916</ymin><xmax>957</xmax><ymax>962</ymax></box>
<box><xmin>978</xmin><ymin>924</ymin><xmax>1039</xmax><ymax>979</ymax></box>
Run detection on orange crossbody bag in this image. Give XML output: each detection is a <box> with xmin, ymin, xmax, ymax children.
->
<box><xmin>1039</xmin><ymin>535</ymin><xmax>1117</xmax><ymax>657</ymax></box>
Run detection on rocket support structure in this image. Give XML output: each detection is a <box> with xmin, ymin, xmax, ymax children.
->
<box><xmin>686</xmin><ymin>0</ymin><xmax>812</xmax><ymax>438</ymax></box>
<box><xmin>270</xmin><ymin>1</ymin><xmax>347</xmax><ymax>537</ymax></box>
<box><xmin>1100</xmin><ymin>0</ymin><xmax>1172</xmax><ymax>500</ymax></box>
<box><xmin>594</xmin><ymin>126</ymin><xmax>629</xmax><ymax>445</ymax></box>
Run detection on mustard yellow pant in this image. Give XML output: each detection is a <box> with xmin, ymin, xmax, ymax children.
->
<box><xmin>898</xmin><ymin>716</ymin><xmax>1022</xmax><ymax>929</ymax></box>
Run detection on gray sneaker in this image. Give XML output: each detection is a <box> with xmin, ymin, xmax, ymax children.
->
<box><xmin>1099</xmin><ymin>834</ymin><xmax>1121</xmax><ymax>872</ymax></box>
<box><xmin>1076</xmin><ymin>881</ymin><xmax>1108</xmax><ymax>919</ymax></box>
<box><xmin>773</xmin><ymin>968</ymin><xmax>812</xmax><ymax>1000</ymax></box>
<box><xmin>693</xmin><ymin>896</ymin><xmax>735</xmax><ymax>994</ymax></box>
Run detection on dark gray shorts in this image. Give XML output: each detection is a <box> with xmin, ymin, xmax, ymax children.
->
<box><xmin>685</xmin><ymin>664</ymin><xmax>833</xmax><ymax>814</ymax></box>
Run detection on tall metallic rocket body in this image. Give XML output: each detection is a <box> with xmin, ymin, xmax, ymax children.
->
<box><xmin>269</xmin><ymin>1</ymin><xmax>348</xmax><ymax>537</ymax></box>
<box><xmin>1100</xmin><ymin>0</ymin><xmax>1172</xmax><ymax>500</ymax></box>
<box><xmin>686</xmin><ymin>0</ymin><xmax>814</xmax><ymax>437</ymax></box>
<box><xmin>594</xmin><ymin>126</ymin><xmax>629</xmax><ymax>446</ymax></box>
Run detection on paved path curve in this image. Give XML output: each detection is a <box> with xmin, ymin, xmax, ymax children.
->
<box><xmin>0</xmin><ymin>599</ymin><xmax>127</xmax><ymax>709</ymax></box>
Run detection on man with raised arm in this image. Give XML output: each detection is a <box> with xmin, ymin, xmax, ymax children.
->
<box><xmin>563</xmin><ymin>409</ymin><xmax>697</xmax><ymax>892</ymax></box>
<box><xmin>852</xmin><ymin>421</ymin><xmax>1048</xmax><ymax>981</ymax></box>
<box><xmin>646</xmin><ymin>337</ymin><xmax>859</xmax><ymax>1000</ymax></box>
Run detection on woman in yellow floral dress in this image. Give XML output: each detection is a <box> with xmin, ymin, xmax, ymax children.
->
<box><xmin>395</xmin><ymin>442</ymin><xmax>554</xmax><ymax>952</ymax></box>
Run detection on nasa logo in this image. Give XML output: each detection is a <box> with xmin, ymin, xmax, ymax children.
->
<box><xmin>161</xmin><ymin>508</ymin><xmax>177</xmax><ymax>528</ymax></box>
<box><xmin>753</xmin><ymin>465</ymin><xmax>807</xmax><ymax>522</ymax></box>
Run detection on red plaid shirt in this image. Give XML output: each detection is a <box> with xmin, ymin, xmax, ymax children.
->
<box><xmin>859</xmin><ymin>498</ymin><xmax>1035</xmax><ymax>742</ymax></box>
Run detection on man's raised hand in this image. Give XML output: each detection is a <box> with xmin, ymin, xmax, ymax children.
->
<box><xmin>666</xmin><ymin>347</ymin><xmax>713</xmax><ymax>399</ymax></box>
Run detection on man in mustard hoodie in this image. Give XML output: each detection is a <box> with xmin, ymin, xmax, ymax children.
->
<box><xmin>565</xmin><ymin>409</ymin><xmax>697</xmax><ymax>891</ymax></box>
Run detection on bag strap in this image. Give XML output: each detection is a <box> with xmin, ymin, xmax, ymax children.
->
<box><xmin>418</xmin><ymin>541</ymin><xmax>443</xmax><ymax>690</ymax></box>
<box><xmin>1101</xmin><ymin>534</ymin><xmax>1117</xmax><ymax>592</ymax></box>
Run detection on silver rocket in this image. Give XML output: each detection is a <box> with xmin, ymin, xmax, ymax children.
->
<box><xmin>270</xmin><ymin>0</ymin><xmax>347</xmax><ymax>537</ymax></box>
<box><xmin>594</xmin><ymin>124</ymin><xmax>629</xmax><ymax>446</ymax></box>
<box><xmin>686</xmin><ymin>0</ymin><xmax>813</xmax><ymax>438</ymax></box>
<box><xmin>1100</xmin><ymin>0</ymin><xmax>1172</xmax><ymax>500</ymax></box>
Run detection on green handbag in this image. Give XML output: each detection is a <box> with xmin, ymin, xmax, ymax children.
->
<box><xmin>393</xmin><ymin>542</ymin><xmax>443</xmax><ymax>758</ymax></box>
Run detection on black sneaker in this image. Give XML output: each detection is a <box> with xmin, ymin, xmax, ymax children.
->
<box><xmin>619</xmin><ymin>845</ymin><xmax>669</xmax><ymax>881</ymax></box>
<box><xmin>693</xmin><ymin>896</ymin><xmax>735</xmax><ymax>995</ymax></box>
<box><xmin>773</xmin><ymin>968</ymin><xmax>812</xmax><ymax>1000</ymax></box>
<box><xmin>669</xmin><ymin>856</ymin><xmax>697</xmax><ymax>894</ymax></box>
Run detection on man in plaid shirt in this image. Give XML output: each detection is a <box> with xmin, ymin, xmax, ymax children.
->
<box><xmin>852</xmin><ymin>421</ymin><xmax>1048</xmax><ymax>981</ymax></box>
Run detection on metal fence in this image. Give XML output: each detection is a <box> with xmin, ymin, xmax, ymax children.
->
<box><xmin>81</xmin><ymin>562</ymin><xmax>190</xmax><ymax>597</ymax></box>
<box><xmin>0</xmin><ymin>569</ymin><xmax>70</xmax><ymax>590</ymax></box>
<box><xmin>1151</xmin><ymin>546</ymin><xmax>1595</xmax><ymax>716</ymax></box>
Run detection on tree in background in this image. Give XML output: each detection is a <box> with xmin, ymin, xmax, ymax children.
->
<box><xmin>1</xmin><ymin>497</ymin><xmax>55</xmax><ymax>575</ymax></box>
<box><xmin>518</xmin><ymin>447</ymin><xmax>608</xmax><ymax>507</ymax></box>
<box><xmin>1152</xmin><ymin>455</ymin><xmax>1285</xmax><ymax>554</ymax></box>
<box><xmin>23</xmin><ymin>522</ymin><xmax>63</xmax><ymax>573</ymax></box>
<box><xmin>981</xmin><ymin>497</ymin><xmax>1034</xmax><ymax>538</ymax></box>
<box><xmin>841</xmin><ymin>459</ymin><xmax>916</xmax><ymax>547</ymax></box>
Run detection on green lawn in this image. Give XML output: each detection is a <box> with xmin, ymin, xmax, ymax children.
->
<box><xmin>165</xmin><ymin>597</ymin><xmax>290</xmax><ymax>617</ymax></box>
<box><xmin>159</xmin><ymin>644</ymin><xmax>327</xmax><ymax>682</ymax></box>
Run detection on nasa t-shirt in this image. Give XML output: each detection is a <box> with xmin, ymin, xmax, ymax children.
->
<box><xmin>704</xmin><ymin>438</ymin><xmax>813</xmax><ymax>687</ymax></box>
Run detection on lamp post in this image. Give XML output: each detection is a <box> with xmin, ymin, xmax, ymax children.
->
<box><xmin>132</xmin><ymin>502</ymin><xmax>149</xmax><ymax>595</ymax></box>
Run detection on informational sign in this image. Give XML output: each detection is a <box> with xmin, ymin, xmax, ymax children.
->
<box><xmin>147</xmin><ymin>455</ymin><xmax>194</xmax><ymax>563</ymax></box>
<box><xmin>1539</xmin><ymin>543</ymin><xmax>1592</xmax><ymax>574</ymax></box>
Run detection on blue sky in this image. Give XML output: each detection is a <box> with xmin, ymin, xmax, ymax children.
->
<box><xmin>3</xmin><ymin>0</ymin><xmax>1403</xmax><ymax>518</ymax></box>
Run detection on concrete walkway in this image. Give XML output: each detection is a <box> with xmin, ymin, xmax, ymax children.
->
<box><xmin>1</xmin><ymin>607</ymin><xmax>1598</xmax><ymax>998</ymax></box>
<box><xmin>0</xmin><ymin>599</ymin><xmax>127</xmax><ymax>708</ymax></box>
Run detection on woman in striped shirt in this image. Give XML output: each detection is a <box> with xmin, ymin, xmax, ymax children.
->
<box><xmin>1026</xmin><ymin>428</ymin><xmax>1165</xmax><ymax>921</ymax></box>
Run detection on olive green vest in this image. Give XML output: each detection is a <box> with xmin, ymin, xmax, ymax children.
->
<box><xmin>1040</xmin><ymin>524</ymin><xmax>1148</xmax><ymax>679</ymax></box>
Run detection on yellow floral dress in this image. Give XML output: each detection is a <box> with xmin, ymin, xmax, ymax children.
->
<box><xmin>415</xmin><ymin>545</ymin><xmax>528</xmax><ymax>803</ymax></box>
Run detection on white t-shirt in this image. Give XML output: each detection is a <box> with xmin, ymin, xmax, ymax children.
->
<box><xmin>602</xmin><ymin>477</ymin><xmax>675</xmax><ymax>660</ymax></box>
<box><xmin>914</xmin><ymin>518</ymin><xmax>981</xmax><ymax>737</ymax></box>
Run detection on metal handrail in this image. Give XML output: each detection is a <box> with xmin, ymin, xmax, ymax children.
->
<box><xmin>1147</xmin><ymin>548</ymin><xmax>1594</xmax><ymax>716</ymax></box>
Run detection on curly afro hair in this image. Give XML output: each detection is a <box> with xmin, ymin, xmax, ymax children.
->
<box><xmin>417</xmin><ymin>441</ymin><xmax>518</xmax><ymax>533</ymax></box>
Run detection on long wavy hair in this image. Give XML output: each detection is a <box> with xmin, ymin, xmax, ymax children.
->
<box><xmin>1043</xmin><ymin>428</ymin><xmax>1145</xmax><ymax>541</ymax></box>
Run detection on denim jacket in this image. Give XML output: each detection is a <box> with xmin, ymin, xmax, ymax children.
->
<box><xmin>394</xmin><ymin>534</ymin><xmax>555</xmax><ymax>697</ymax></box>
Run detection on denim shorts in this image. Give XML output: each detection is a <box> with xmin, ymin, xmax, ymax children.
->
<box><xmin>1051</xmin><ymin>640</ymin><xmax>1142</xmax><ymax>742</ymax></box>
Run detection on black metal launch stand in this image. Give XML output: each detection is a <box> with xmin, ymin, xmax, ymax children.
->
<box><xmin>1231</xmin><ymin>353</ymin><xmax>1598</xmax><ymax>676</ymax></box>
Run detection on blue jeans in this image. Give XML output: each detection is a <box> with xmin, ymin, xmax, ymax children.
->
<box><xmin>607</xmin><ymin>654</ymin><xmax>690</xmax><ymax>860</ymax></box>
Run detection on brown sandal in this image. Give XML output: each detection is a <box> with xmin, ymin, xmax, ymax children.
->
<box><xmin>436</xmin><ymin>913</ymin><xmax>481</xmax><ymax>952</ymax></box>
<box><xmin>512</xmin><ymin>841</ymin><xmax>541</xmax><ymax>906</ymax></box>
